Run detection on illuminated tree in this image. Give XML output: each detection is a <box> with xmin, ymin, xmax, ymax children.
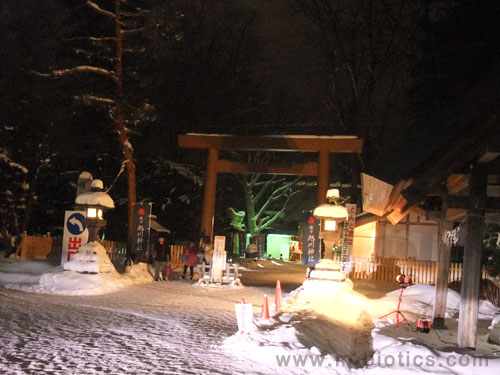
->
<box><xmin>239</xmin><ymin>174</ymin><xmax>302</xmax><ymax>237</ymax></box>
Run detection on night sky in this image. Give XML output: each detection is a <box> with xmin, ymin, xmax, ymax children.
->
<box><xmin>1</xmin><ymin>0</ymin><xmax>500</xmax><ymax>240</ymax></box>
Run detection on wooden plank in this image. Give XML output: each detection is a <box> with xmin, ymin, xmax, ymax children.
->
<box><xmin>458</xmin><ymin>169</ymin><xmax>487</xmax><ymax>349</ymax></box>
<box><xmin>433</xmin><ymin>213</ymin><xmax>452</xmax><ymax>329</ymax></box>
<box><xmin>178</xmin><ymin>134</ymin><xmax>363</xmax><ymax>152</ymax></box>
<box><xmin>360</xmin><ymin>173</ymin><xmax>394</xmax><ymax>216</ymax></box>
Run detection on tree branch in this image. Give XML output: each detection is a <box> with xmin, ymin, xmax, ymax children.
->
<box><xmin>253</xmin><ymin>175</ymin><xmax>278</xmax><ymax>203</ymax></box>
<box><xmin>256</xmin><ymin>176</ymin><xmax>301</xmax><ymax>220</ymax></box>
<box><xmin>121</xmin><ymin>9</ymin><xmax>149</xmax><ymax>17</ymax></box>
<box><xmin>32</xmin><ymin>65</ymin><xmax>117</xmax><ymax>82</ymax></box>
<box><xmin>74</xmin><ymin>94</ymin><xmax>116</xmax><ymax>105</ymax></box>
<box><xmin>260</xmin><ymin>189</ymin><xmax>302</xmax><ymax>231</ymax></box>
<box><xmin>64</xmin><ymin>36</ymin><xmax>117</xmax><ymax>43</ymax></box>
<box><xmin>86</xmin><ymin>1</ymin><xmax>116</xmax><ymax>19</ymax></box>
<box><xmin>122</xmin><ymin>28</ymin><xmax>146</xmax><ymax>35</ymax></box>
<box><xmin>248</xmin><ymin>174</ymin><xmax>261</xmax><ymax>189</ymax></box>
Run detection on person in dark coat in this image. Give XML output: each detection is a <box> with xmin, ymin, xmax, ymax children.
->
<box><xmin>181</xmin><ymin>241</ymin><xmax>198</xmax><ymax>280</ymax></box>
<box><xmin>154</xmin><ymin>236</ymin><xmax>171</xmax><ymax>281</ymax></box>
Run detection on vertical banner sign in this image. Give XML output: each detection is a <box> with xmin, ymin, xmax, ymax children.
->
<box><xmin>212</xmin><ymin>235</ymin><xmax>227</xmax><ymax>282</ymax></box>
<box><xmin>341</xmin><ymin>204</ymin><xmax>357</xmax><ymax>272</ymax></box>
<box><xmin>131</xmin><ymin>203</ymin><xmax>152</xmax><ymax>254</ymax></box>
<box><xmin>61</xmin><ymin>210</ymin><xmax>88</xmax><ymax>265</ymax></box>
<box><xmin>302</xmin><ymin>211</ymin><xmax>320</xmax><ymax>265</ymax></box>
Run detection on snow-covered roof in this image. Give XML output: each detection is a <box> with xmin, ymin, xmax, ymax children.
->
<box><xmin>186</xmin><ymin>133</ymin><xmax>358</xmax><ymax>139</ymax></box>
<box><xmin>75</xmin><ymin>191</ymin><xmax>115</xmax><ymax>209</ymax></box>
<box><xmin>78</xmin><ymin>171</ymin><xmax>93</xmax><ymax>179</ymax></box>
<box><xmin>150</xmin><ymin>220</ymin><xmax>170</xmax><ymax>233</ymax></box>
<box><xmin>313</xmin><ymin>204</ymin><xmax>348</xmax><ymax>220</ymax></box>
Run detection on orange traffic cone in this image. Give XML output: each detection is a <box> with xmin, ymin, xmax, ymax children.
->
<box><xmin>275</xmin><ymin>280</ymin><xmax>282</xmax><ymax>310</ymax></box>
<box><xmin>261</xmin><ymin>294</ymin><xmax>270</xmax><ymax>320</ymax></box>
<box><xmin>240</xmin><ymin>298</ymin><xmax>245</xmax><ymax>304</ymax></box>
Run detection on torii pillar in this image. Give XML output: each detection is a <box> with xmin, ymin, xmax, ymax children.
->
<box><xmin>179</xmin><ymin>134</ymin><xmax>363</xmax><ymax>240</ymax></box>
<box><xmin>200</xmin><ymin>147</ymin><xmax>219</xmax><ymax>239</ymax></box>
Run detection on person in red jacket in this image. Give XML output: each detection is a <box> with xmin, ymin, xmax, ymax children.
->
<box><xmin>181</xmin><ymin>241</ymin><xmax>198</xmax><ymax>280</ymax></box>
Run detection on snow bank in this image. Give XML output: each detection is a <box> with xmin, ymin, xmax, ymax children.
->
<box><xmin>0</xmin><ymin>258</ymin><xmax>62</xmax><ymax>285</ymax></box>
<box><xmin>382</xmin><ymin>284</ymin><xmax>498</xmax><ymax>319</ymax></box>
<box><xmin>223</xmin><ymin>281</ymin><xmax>500</xmax><ymax>374</ymax></box>
<box><xmin>0</xmin><ymin>257</ymin><xmax>153</xmax><ymax>296</ymax></box>
<box><xmin>35</xmin><ymin>263</ymin><xmax>152</xmax><ymax>295</ymax></box>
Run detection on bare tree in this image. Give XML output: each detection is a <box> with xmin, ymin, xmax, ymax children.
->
<box><xmin>239</xmin><ymin>174</ymin><xmax>302</xmax><ymax>237</ymax></box>
<box><xmin>33</xmin><ymin>1</ymin><xmax>154</xmax><ymax>250</ymax></box>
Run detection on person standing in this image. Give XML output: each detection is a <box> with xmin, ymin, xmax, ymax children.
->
<box><xmin>199</xmin><ymin>235</ymin><xmax>212</xmax><ymax>265</ymax></box>
<box><xmin>154</xmin><ymin>235</ymin><xmax>171</xmax><ymax>281</ymax></box>
<box><xmin>245</xmin><ymin>238</ymin><xmax>258</xmax><ymax>260</ymax></box>
<box><xmin>181</xmin><ymin>241</ymin><xmax>198</xmax><ymax>280</ymax></box>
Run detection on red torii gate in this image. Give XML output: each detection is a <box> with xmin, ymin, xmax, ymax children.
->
<box><xmin>178</xmin><ymin>133</ymin><xmax>363</xmax><ymax>240</ymax></box>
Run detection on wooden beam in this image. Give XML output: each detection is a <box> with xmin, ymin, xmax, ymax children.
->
<box><xmin>446</xmin><ymin>174</ymin><xmax>469</xmax><ymax>195</ymax></box>
<box><xmin>432</xmin><ymin>194</ymin><xmax>453</xmax><ymax>328</ymax></box>
<box><xmin>446</xmin><ymin>196</ymin><xmax>500</xmax><ymax>210</ymax></box>
<box><xmin>179</xmin><ymin>134</ymin><xmax>363</xmax><ymax>152</ymax></box>
<box><xmin>317</xmin><ymin>149</ymin><xmax>330</xmax><ymax>205</ymax></box>
<box><xmin>200</xmin><ymin>148</ymin><xmax>219</xmax><ymax>241</ymax></box>
<box><xmin>457</xmin><ymin>168</ymin><xmax>487</xmax><ymax>349</ymax></box>
<box><xmin>445</xmin><ymin>208</ymin><xmax>467</xmax><ymax>221</ymax></box>
<box><xmin>216</xmin><ymin>159</ymin><xmax>318</xmax><ymax>176</ymax></box>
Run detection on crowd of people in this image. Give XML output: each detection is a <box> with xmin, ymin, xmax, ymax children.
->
<box><xmin>150</xmin><ymin>233</ymin><xmax>261</xmax><ymax>282</ymax></box>
<box><xmin>151</xmin><ymin>233</ymin><xmax>213</xmax><ymax>282</ymax></box>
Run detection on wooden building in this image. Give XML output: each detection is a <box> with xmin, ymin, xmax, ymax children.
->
<box><xmin>362</xmin><ymin>118</ymin><xmax>500</xmax><ymax>349</ymax></box>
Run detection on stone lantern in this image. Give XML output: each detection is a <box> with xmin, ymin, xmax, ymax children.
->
<box><xmin>75</xmin><ymin>179</ymin><xmax>114</xmax><ymax>242</ymax></box>
<box><xmin>313</xmin><ymin>188</ymin><xmax>348</xmax><ymax>260</ymax></box>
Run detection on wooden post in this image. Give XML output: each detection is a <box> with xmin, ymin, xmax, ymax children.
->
<box><xmin>457</xmin><ymin>169</ymin><xmax>486</xmax><ymax>349</ymax></box>
<box><xmin>432</xmin><ymin>194</ymin><xmax>453</xmax><ymax>328</ymax></box>
<box><xmin>317</xmin><ymin>149</ymin><xmax>330</xmax><ymax>205</ymax></box>
<box><xmin>200</xmin><ymin>147</ymin><xmax>219</xmax><ymax>241</ymax></box>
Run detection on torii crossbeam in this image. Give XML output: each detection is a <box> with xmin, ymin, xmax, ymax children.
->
<box><xmin>178</xmin><ymin>133</ymin><xmax>363</xmax><ymax>240</ymax></box>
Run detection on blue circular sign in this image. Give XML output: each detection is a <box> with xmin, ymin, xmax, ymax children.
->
<box><xmin>67</xmin><ymin>213</ymin><xmax>86</xmax><ymax>235</ymax></box>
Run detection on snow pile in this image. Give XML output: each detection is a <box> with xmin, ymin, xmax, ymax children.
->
<box><xmin>75</xmin><ymin>191</ymin><xmax>114</xmax><ymax>208</ymax></box>
<box><xmin>63</xmin><ymin>241</ymin><xmax>114</xmax><ymax>274</ymax></box>
<box><xmin>381</xmin><ymin>284</ymin><xmax>498</xmax><ymax>319</ymax></box>
<box><xmin>283</xmin><ymin>278</ymin><xmax>373</xmax><ymax>328</ymax></box>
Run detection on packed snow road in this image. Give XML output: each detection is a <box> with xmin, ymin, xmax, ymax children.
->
<box><xmin>0</xmin><ymin>281</ymin><xmax>275</xmax><ymax>375</ymax></box>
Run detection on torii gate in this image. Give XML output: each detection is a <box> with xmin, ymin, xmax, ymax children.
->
<box><xmin>178</xmin><ymin>134</ymin><xmax>363</xmax><ymax>239</ymax></box>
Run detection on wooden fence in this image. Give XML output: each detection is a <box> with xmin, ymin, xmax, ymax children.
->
<box><xmin>100</xmin><ymin>242</ymin><xmax>185</xmax><ymax>267</ymax></box>
<box><xmin>349</xmin><ymin>257</ymin><xmax>489</xmax><ymax>284</ymax></box>
<box><xmin>101</xmin><ymin>241</ymin><xmax>128</xmax><ymax>262</ymax></box>
<box><xmin>14</xmin><ymin>232</ymin><xmax>53</xmax><ymax>260</ymax></box>
<box><xmin>170</xmin><ymin>245</ymin><xmax>184</xmax><ymax>267</ymax></box>
<box><xmin>15</xmin><ymin>235</ymin><xmax>187</xmax><ymax>267</ymax></box>
<box><xmin>13</xmin><ymin>235</ymin><xmax>491</xmax><ymax>287</ymax></box>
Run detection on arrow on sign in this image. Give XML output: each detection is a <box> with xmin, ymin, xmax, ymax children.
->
<box><xmin>69</xmin><ymin>217</ymin><xmax>84</xmax><ymax>232</ymax></box>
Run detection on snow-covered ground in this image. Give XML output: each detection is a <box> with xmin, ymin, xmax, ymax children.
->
<box><xmin>1</xmin><ymin>258</ymin><xmax>500</xmax><ymax>374</ymax></box>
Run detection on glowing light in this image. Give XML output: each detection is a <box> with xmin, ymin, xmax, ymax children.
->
<box><xmin>371</xmin><ymin>231</ymin><xmax>376</xmax><ymax>239</ymax></box>
<box><xmin>324</xmin><ymin>220</ymin><xmax>337</xmax><ymax>231</ymax></box>
<box><xmin>87</xmin><ymin>208</ymin><xmax>97</xmax><ymax>218</ymax></box>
